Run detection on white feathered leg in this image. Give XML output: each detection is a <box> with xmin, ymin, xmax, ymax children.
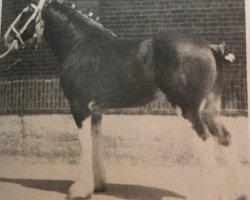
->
<box><xmin>68</xmin><ymin>117</ymin><xmax>94</xmax><ymax>199</ymax></box>
<box><xmin>91</xmin><ymin>113</ymin><xmax>106</xmax><ymax>192</ymax></box>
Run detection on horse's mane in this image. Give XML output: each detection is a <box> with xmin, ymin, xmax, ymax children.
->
<box><xmin>47</xmin><ymin>1</ymin><xmax>117</xmax><ymax>39</ymax></box>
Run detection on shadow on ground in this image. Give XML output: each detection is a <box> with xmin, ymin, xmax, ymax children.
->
<box><xmin>103</xmin><ymin>184</ymin><xmax>186</xmax><ymax>200</ymax></box>
<box><xmin>0</xmin><ymin>178</ymin><xmax>186</xmax><ymax>200</ymax></box>
<box><xmin>0</xmin><ymin>178</ymin><xmax>73</xmax><ymax>194</ymax></box>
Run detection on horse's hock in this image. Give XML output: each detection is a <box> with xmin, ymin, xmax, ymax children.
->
<box><xmin>0</xmin><ymin>0</ymin><xmax>247</xmax><ymax>116</ymax></box>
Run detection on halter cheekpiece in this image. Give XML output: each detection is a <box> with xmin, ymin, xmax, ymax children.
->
<box><xmin>3</xmin><ymin>0</ymin><xmax>46</xmax><ymax>51</ymax></box>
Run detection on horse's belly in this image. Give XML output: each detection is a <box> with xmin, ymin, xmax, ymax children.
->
<box><xmin>95</xmin><ymin>80</ymin><xmax>158</xmax><ymax>109</ymax></box>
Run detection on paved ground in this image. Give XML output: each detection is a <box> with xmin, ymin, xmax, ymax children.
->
<box><xmin>0</xmin><ymin>115</ymin><xmax>249</xmax><ymax>166</ymax></box>
<box><xmin>0</xmin><ymin>164</ymin><xmax>249</xmax><ymax>200</ymax></box>
<box><xmin>0</xmin><ymin>115</ymin><xmax>249</xmax><ymax>199</ymax></box>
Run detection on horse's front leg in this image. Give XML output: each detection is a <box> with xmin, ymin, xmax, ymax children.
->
<box><xmin>68</xmin><ymin>102</ymin><xmax>94</xmax><ymax>199</ymax></box>
<box><xmin>91</xmin><ymin>113</ymin><xmax>106</xmax><ymax>192</ymax></box>
<box><xmin>68</xmin><ymin>116</ymin><xmax>94</xmax><ymax>199</ymax></box>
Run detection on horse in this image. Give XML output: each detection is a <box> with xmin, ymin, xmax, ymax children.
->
<box><xmin>4</xmin><ymin>0</ymin><xmax>236</xmax><ymax>199</ymax></box>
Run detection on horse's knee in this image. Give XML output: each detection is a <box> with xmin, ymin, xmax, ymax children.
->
<box><xmin>69</xmin><ymin>99</ymin><xmax>91</xmax><ymax>128</ymax></box>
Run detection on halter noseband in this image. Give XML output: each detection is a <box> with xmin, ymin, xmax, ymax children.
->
<box><xmin>4</xmin><ymin>0</ymin><xmax>46</xmax><ymax>49</ymax></box>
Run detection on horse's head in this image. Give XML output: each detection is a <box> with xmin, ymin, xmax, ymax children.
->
<box><xmin>4</xmin><ymin>0</ymin><xmax>103</xmax><ymax>51</ymax></box>
<box><xmin>4</xmin><ymin>2</ymin><xmax>45</xmax><ymax>50</ymax></box>
<box><xmin>210</xmin><ymin>42</ymin><xmax>236</xmax><ymax>64</ymax></box>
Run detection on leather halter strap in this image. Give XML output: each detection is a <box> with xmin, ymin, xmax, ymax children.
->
<box><xmin>4</xmin><ymin>0</ymin><xmax>46</xmax><ymax>48</ymax></box>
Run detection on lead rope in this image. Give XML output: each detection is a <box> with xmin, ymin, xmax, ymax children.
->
<box><xmin>0</xmin><ymin>0</ymin><xmax>46</xmax><ymax>59</ymax></box>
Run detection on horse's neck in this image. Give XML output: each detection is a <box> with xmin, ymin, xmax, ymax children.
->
<box><xmin>42</xmin><ymin>4</ymin><xmax>91</xmax><ymax>62</ymax></box>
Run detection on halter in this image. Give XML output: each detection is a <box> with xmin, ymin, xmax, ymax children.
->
<box><xmin>0</xmin><ymin>0</ymin><xmax>46</xmax><ymax>58</ymax></box>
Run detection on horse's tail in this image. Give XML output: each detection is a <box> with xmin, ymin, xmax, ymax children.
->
<box><xmin>209</xmin><ymin>43</ymin><xmax>235</xmax><ymax>95</ymax></box>
<box><xmin>210</xmin><ymin>44</ymin><xmax>224</xmax><ymax>71</ymax></box>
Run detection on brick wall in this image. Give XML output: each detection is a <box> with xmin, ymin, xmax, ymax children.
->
<box><xmin>0</xmin><ymin>0</ymin><xmax>247</xmax><ymax>115</ymax></box>
<box><xmin>0</xmin><ymin>78</ymin><xmax>68</xmax><ymax>114</ymax></box>
<box><xmin>0</xmin><ymin>78</ymin><xmax>176</xmax><ymax>115</ymax></box>
<box><xmin>99</xmin><ymin>0</ymin><xmax>247</xmax><ymax>114</ymax></box>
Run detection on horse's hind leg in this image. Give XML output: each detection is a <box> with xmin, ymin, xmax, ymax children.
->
<box><xmin>67</xmin><ymin>99</ymin><xmax>94</xmax><ymax>199</ymax></box>
<box><xmin>182</xmin><ymin>103</ymin><xmax>209</xmax><ymax>141</ymax></box>
<box><xmin>91</xmin><ymin>112</ymin><xmax>106</xmax><ymax>192</ymax></box>
<box><xmin>201</xmin><ymin>93</ymin><xmax>231</xmax><ymax>146</ymax></box>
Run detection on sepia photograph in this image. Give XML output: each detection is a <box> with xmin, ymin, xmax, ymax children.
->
<box><xmin>0</xmin><ymin>0</ymin><xmax>249</xmax><ymax>199</ymax></box>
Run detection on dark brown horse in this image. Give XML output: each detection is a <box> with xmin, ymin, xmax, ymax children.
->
<box><xmin>4</xmin><ymin>0</ymin><xmax>235</xmax><ymax>199</ymax></box>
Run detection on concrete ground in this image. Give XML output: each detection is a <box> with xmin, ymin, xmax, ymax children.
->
<box><xmin>0</xmin><ymin>164</ymin><xmax>249</xmax><ymax>200</ymax></box>
<box><xmin>0</xmin><ymin>114</ymin><xmax>249</xmax><ymax>199</ymax></box>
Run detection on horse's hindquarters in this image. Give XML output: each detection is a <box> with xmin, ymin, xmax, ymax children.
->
<box><xmin>153</xmin><ymin>36</ymin><xmax>217</xmax><ymax>108</ymax></box>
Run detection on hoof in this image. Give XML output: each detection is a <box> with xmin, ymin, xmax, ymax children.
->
<box><xmin>67</xmin><ymin>181</ymin><xmax>93</xmax><ymax>200</ymax></box>
<box><xmin>218</xmin><ymin>138</ymin><xmax>230</xmax><ymax>147</ymax></box>
<box><xmin>94</xmin><ymin>174</ymin><xmax>107</xmax><ymax>193</ymax></box>
<box><xmin>200</xmin><ymin>133</ymin><xmax>208</xmax><ymax>141</ymax></box>
<box><xmin>198</xmin><ymin>130</ymin><xmax>209</xmax><ymax>141</ymax></box>
<box><xmin>94</xmin><ymin>185</ymin><xmax>107</xmax><ymax>193</ymax></box>
<box><xmin>219</xmin><ymin>127</ymin><xmax>231</xmax><ymax>146</ymax></box>
<box><xmin>217</xmin><ymin>133</ymin><xmax>231</xmax><ymax>147</ymax></box>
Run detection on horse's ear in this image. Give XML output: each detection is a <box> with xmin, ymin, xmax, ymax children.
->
<box><xmin>210</xmin><ymin>44</ymin><xmax>220</xmax><ymax>53</ymax></box>
<box><xmin>219</xmin><ymin>42</ymin><xmax>226</xmax><ymax>55</ymax></box>
<box><xmin>210</xmin><ymin>43</ymin><xmax>225</xmax><ymax>56</ymax></box>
